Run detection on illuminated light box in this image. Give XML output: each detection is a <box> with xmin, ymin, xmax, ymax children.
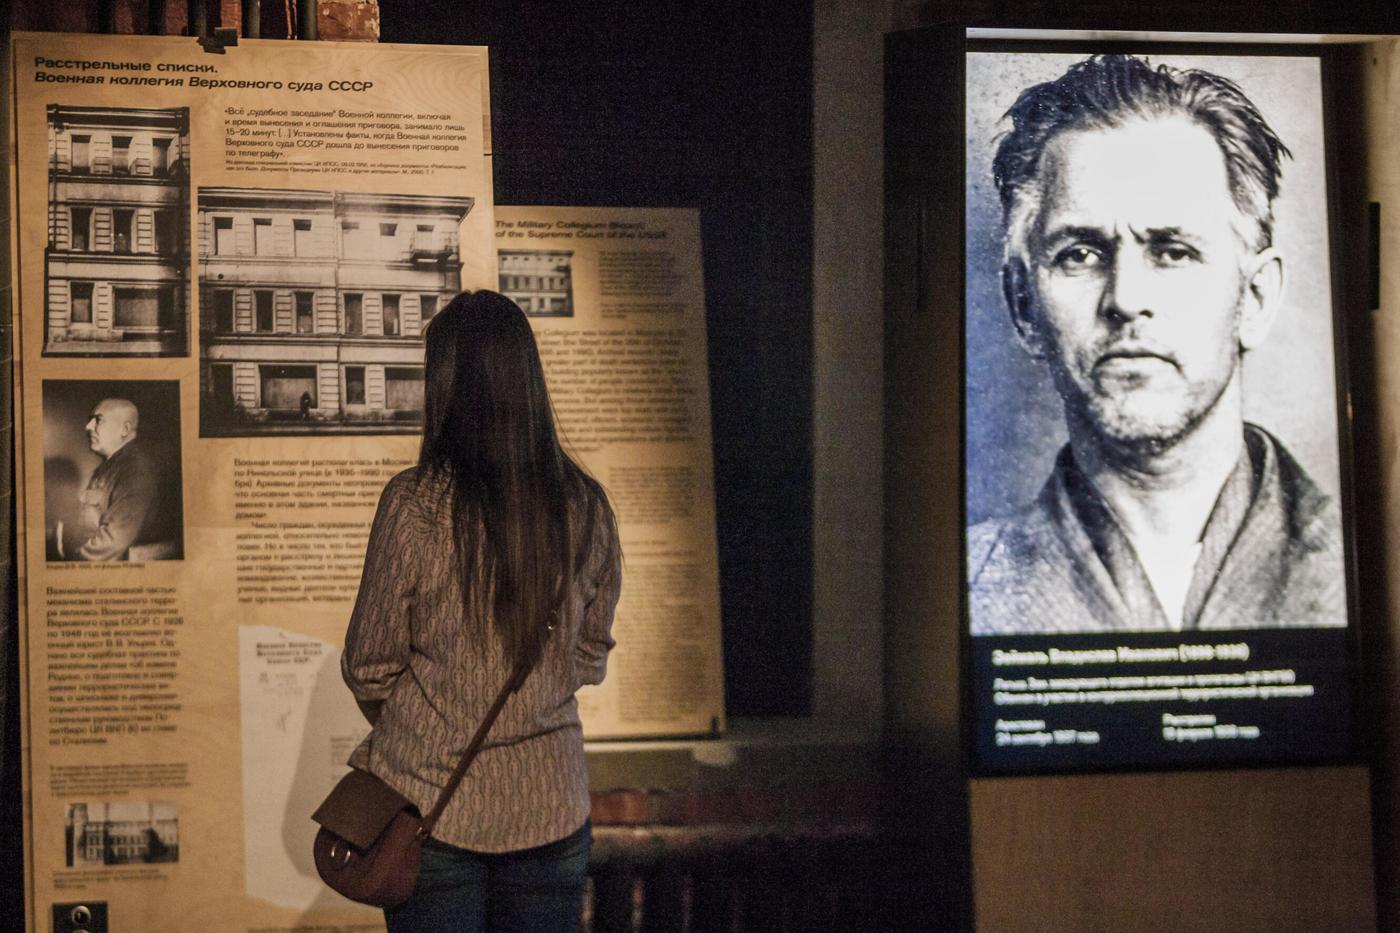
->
<box><xmin>960</xmin><ymin>42</ymin><xmax>1358</xmax><ymax>773</ymax></box>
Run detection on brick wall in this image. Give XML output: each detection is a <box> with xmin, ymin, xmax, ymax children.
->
<box><xmin>8</xmin><ymin>0</ymin><xmax>378</xmax><ymax>41</ymax></box>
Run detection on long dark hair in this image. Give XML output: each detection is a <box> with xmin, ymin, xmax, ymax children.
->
<box><xmin>419</xmin><ymin>290</ymin><xmax>617</xmax><ymax>668</ymax></box>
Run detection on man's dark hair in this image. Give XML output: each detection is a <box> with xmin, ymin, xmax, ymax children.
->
<box><xmin>993</xmin><ymin>54</ymin><xmax>1291</xmax><ymax>256</ymax></box>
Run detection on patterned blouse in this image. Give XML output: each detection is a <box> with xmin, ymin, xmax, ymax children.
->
<box><xmin>341</xmin><ymin>467</ymin><xmax>620</xmax><ymax>852</ymax></box>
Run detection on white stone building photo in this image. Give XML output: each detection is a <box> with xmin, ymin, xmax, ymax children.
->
<box><xmin>197</xmin><ymin>187</ymin><xmax>473</xmax><ymax>435</ymax></box>
<box><xmin>44</xmin><ymin>105</ymin><xmax>191</xmax><ymax>357</ymax></box>
<box><xmin>498</xmin><ymin>248</ymin><xmax>574</xmax><ymax>317</ymax></box>
<box><xmin>65</xmin><ymin>801</ymin><xmax>179</xmax><ymax>867</ymax></box>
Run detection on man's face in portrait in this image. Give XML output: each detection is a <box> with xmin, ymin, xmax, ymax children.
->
<box><xmin>85</xmin><ymin>399</ymin><xmax>131</xmax><ymax>458</ymax></box>
<box><xmin>1005</xmin><ymin>114</ymin><xmax>1282</xmax><ymax>454</ymax></box>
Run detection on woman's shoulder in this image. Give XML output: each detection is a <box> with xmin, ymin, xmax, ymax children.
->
<box><xmin>380</xmin><ymin>465</ymin><xmax>420</xmax><ymax>500</ymax></box>
<box><xmin>379</xmin><ymin>465</ymin><xmax>450</xmax><ymax>517</ymax></box>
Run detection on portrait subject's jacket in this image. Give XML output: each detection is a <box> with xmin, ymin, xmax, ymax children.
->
<box><xmin>341</xmin><ymin>468</ymin><xmax>621</xmax><ymax>853</ymax></box>
<box><xmin>967</xmin><ymin>424</ymin><xmax>1346</xmax><ymax>634</ymax></box>
<box><xmin>77</xmin><ymin>440</ymin><xmax>162</xmax><ymax>561</ymax></box>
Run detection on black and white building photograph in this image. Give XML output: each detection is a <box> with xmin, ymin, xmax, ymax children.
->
<box><xmin>64</xmin><ymin>801</ymin><xmax>179</xmax><ymax>867</ymax></box>
<box><xmin>44</xmin><ymin>105</ymin><xmax>191</xmax><ymax>357</ymax></box>
<box><xmin>962</xmin><ymin>52</ymin><xmax>1348</xmax><ymax>636</ymax></box>
<box><xmin>197</xmin><ymin>187</ymin><xmax>474</xmax><ymax>436</ymax></box>
<box><xmin>498</xmin><ymin>248</ymin><xmax>575</xmax><ymax>316</ymax></box>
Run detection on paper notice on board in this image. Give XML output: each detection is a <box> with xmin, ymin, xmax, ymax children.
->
<box><xmin>496</xmin><ymin>207</ymin><xmax>726</xmax><ymax>739</ymax></box>
<box><xmin>237</xmin><ymin>626</ymin><xmax>367</xmax><ymax>912</ymax></box>
<box><xmin>11</xmin><ymin>32</ymin><xmax>491</xmax><ymax>932</ymax></box>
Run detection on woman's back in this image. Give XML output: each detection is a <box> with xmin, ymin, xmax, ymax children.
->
<box><xmin>341</xmin><ymin>464</ymin><xmax>620</xmax><ymax>852</ymax></box>
<box><xmin>339</xmin><ymin>291</ymin><xmax>621</xmax><ymax>921</ymax></box>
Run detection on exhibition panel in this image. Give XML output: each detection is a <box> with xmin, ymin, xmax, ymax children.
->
<box><xmin>9</xmin><ymin>33</ymin><xmax>723</xmax><ymax>933</ymax></box>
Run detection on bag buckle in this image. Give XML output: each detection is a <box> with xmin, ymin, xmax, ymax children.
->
<box><xmin>328</xmin><ymin>838</ymin><xmax>356</xmax><ymax>867</ymax></box>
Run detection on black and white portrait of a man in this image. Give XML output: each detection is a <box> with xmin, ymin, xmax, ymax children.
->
<box><xmin>965</xmin><ymin>52</ymin><xmax>1349</xmax><ymax>635</ymax></box>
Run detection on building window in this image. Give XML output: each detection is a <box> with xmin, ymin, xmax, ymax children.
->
<box><xmin>254</xmin><ymin>218</ymin><xmax>274</xmax><ymax>256</ymax></box>
<box><xmin>112</xmin><ymin>135</ymin><xmax>132</xmax><ymax>175</ymax></box>
<box><xmin>295</xmin><ymin>292</ymin><xmax>314</xmax><ymax>334</ymax></box>
<box><xmin>345</xmin><ymin>366</ymin><xmax>366</xmax><ymax>405</ymax></box>
<box><xmin>385</xmin><ymin>367</ymin><xmax>424</xmax><ymax>411</ymax></box>
<box><xmin>260</xmin><ymin>365</ymin><xmax>317</xmax><ymax>410</ymax></box>
<box><xmin>71</xmin><ymin>282</ymin><xmax>93</xmax><ymax>324</ymax></box>
<box><xmin>214</xmin><ymin>217</ymin><xmax>235</xmax><ymax>255</ymax></box>
<box><xmin>421</xmin><ymin>294</ymin><xmax>438</xmax><ymax>324</ymax></box>
<box><xmin>71</xmin><ymin>135</ymin><xmax>91</xmax><ymax>173</ymax></box>
<box><xmin>213</xmin><ymin>290</ymin><xmax>234</xmax><ymax>332</ymax></box>
<box><xmin>113</xmin><ymin>209</ymin><xmax>134</xmax><ymax>254</ymax></box>
<box><xmin>344</xmin><ymin>293</ymin><xmax>363</xmax><ymax>335</ymax></box>
<box><xmin>162</xmin><ymin>290</ymin><xmax>176</xmax><ymax>328</ymax></box>
<box><xmin>293</xmin><ymin>218</ymin><xmax>313</xmax><ymax>256</ymax></box>
<box><xmin>379</xmin><ymin>222</ymin><xmax>397</xmax><ymax>238</ymax></box>
<box><xmin>70</xmin><ymin>207</ymin><xmax>91</xmax><ymax>251</ymax></box>
<box><xmin>255</xmin><ymin>291</ymin><xmax>274</xmax><ymax>332</ymax></box>
<box><xmin>153</xmin><ymin>138</ymin><xmax>172</xmax><ymax>175</ymax></box>
<box><xmin>154</xmin><ymin>209</ymin><xmax>177</xmax><ymax>256</ymax></box>
<box><xmin>340</xmin><ymin>221</ymin><xmax>360</xmax><ymax>258</ymax></box>
<box><xmin>383</xmin><ymin>294</ymin><xmax>401</xmax><ymax>336</ymax></box>
<box><xmin>115</xmin><ymin>287</ymin><xmax>161</xmax><ymax>328</ymax></box>
<box><xmin>210</xmin><ymin>364</ymin><xmax>234</xmax><ymax>408</ymax></box>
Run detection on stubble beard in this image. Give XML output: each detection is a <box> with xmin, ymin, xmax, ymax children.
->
<box><xmin>1054</xmin><ymin>359</ymin><xmax>1238</xmax><ymax>463</ymax></box>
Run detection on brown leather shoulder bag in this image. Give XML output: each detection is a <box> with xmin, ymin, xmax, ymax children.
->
<box><xmin>311</xmin><ymin>663</ymin><xmax>527</xmax><ymax>908</ymax></box>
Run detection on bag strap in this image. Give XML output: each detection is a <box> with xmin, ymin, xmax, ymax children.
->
<box><xmin>417</xmin><ymin>660</ymin><xmax>530</xmax><ymax>839</ymax></box>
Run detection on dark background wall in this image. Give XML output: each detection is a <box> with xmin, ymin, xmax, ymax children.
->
<box><xmin>373</xmin><ymin>0</ymin><xmax>819</xmax><ymax>720</ymax></box>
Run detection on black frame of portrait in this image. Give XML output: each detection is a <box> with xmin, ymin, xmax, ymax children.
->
<box><xmin>958</xmin><ymin>37</ymin><xmax>1364</xmax><ymax>778</ymax></box>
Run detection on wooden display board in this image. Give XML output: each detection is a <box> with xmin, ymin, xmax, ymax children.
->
<box><xmin>9</xmin><ymin>32</ymin><xmax>723</xmax><ymax>933</ymax></box>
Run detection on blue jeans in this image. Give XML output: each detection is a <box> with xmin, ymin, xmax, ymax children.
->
<box><xmin>384</xmin><ymin>820</ymin><xmax>591</xmax><ymax>933</ymax></box>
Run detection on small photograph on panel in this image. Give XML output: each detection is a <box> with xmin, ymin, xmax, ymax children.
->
<box><xmin>196</xmin><ymin>187</ymin><xmax>474</xmax><ymax>436</ymax></box>
<box><xmin>65</xmin><ymin>801</ymin><xmax>179</xmax><ymax>866</ymax></box>
<box><xmin>43</xmin><ymin>380</ymin><xmax>184</xmax><ymax>562</ymax></box>
<box><xmin>964</xmin><ymin>52</ymin><xmax>1347</xmax><ymax>635</ymax></box>
<box><xmin>498</xmin><ymin>249</ymin><xmax>575</xmax><ymax>317</ymax></box>
<box><xmin>43</xmin><ymin>105</ymin><xmax>191</xmax><ymax>357</ymax></box>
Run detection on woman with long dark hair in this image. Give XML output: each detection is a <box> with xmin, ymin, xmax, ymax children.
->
<box><xmin>341</xmin><ymin>290</ymin><xmax>621</xmax><ymax>932</ymax></box>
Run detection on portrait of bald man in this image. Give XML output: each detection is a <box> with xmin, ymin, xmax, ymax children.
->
<box><xmin>964</xmin><ymin>53</ymin><xmax>1349</xmax><ymax>635</ymax></box>
<box><xmin>45</xmin><ymin>382</ymin><xmax>184</xmax><ymax>562</ymax></box>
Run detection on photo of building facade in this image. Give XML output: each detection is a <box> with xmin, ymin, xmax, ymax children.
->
<box><xmin>45</xmin><ymin>105</ymin><xmax>191</xmax><ymax>357</ymax></box>
<box><xmin>498</xmin><ymin>248</ymin><xmax>574</xmax><ymax>316</ymax></box>
<box><xmin>65</xmin><ymin>801</ymin><xmax>178</xmax><ymax>867</ymax></box>
<box><xmin>197</xmin><ymin>188</ymin><xmax>474</xmax><ymax>435</ymax></box>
